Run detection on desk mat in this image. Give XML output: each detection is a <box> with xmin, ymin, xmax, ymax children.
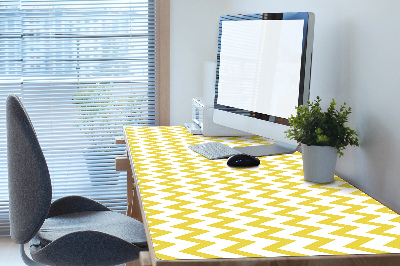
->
<box><xmin>125</xmin><ymin>126</ymin><xmax>400</xmax><ymax>260</ymax></box>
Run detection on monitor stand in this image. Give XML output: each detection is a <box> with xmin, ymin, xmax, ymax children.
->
<box><xmin>233</xmin><ymin>141</ymin><xmax>299</xmax><ymax>157</ymax></box>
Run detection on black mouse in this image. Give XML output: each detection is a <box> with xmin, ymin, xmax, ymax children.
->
<box><xmin>227</xmin><ymin>154</ymin><xmax>260</xmax><ymax>167</ymax></box>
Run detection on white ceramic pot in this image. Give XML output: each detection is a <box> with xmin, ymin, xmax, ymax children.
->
<box><xmin>301</xmin><ymin>144</ymin><xmax>338</xmax><ymax>183</ymax></box>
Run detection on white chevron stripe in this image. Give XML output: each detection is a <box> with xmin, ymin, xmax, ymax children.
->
<box><xmin>126</xmin><ymin>126</ymin><xmax>400</xmax><ymax>259</ymax></box>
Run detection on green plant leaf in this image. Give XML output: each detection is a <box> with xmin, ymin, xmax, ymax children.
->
<box><xmin>286</xmin><ymin>97</ymin><xmax>359</xmax><ymax>157</ymax></box>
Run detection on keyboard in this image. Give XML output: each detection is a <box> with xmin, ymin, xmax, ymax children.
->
<box><xmin>188</xmin><ymin>142</ymin><xmax>243</xmax><ymax>160</ymax></box>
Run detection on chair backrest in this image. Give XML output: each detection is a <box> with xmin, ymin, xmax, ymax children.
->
<box><xmin>6</xmin><ymin>94</ymin><xmax>52</xmax><ymax>244</ymax></box>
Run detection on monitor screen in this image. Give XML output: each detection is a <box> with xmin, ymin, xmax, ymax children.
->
<box><xmin>213</xmin><ymin>13</ymin><xmax>314</xmax><ymax>156</ymax></box>
<box><xmin>217</xmin><ymin>19</ymin><xmax>304</xmax><ymax>119</ymax></box>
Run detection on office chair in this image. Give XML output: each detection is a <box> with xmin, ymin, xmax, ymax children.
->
<box><xmin>6</xmin><ymin>94</ymin><xmax>148</xmax><ymax>266</ymax></box>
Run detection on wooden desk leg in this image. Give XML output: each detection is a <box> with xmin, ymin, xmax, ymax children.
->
<box><xmin>127</xmin><ymin>169</ymin><xmax>143</xmax><ymax>223</ymax></box>
<box><xmin>124</xmin><ymin>259</ymin><xmax>141</xmax><ymax>266</ymax></box>
<box><xmin>126</xmin><ymin>169</ymin><xmax>134</xmax><ymax>218</ymax></box>
<box><xmin>115</xmin><ymin>154</ymin><xmax>143</xmax><ymax>222</ymax></box>
<box><xmin>117</xmin><ymin>137</ymin><xmax>148</xmax><ymax>266</ymax></box>
<box><xmin>125</xmin><ymin>175</ymin><xmax>150</xmax><ymax>266</ymax></box>
<box><xmin>139</xmin><ymin>252</ymin><xmax>152</xmax><ymax>266</ymax></box>
<box><xmin>124</xmin><ymin>252</ymin><xmax>151</xmax><ymax>266</ymax></box>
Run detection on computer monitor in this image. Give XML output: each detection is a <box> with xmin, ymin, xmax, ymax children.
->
<box><xmin>213</xmin><ymin>12</ymin><xmax>315</xmax><ymax>157</ymax></box>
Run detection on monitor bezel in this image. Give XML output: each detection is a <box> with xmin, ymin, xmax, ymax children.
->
<box><xmin>214</xmin><ymin>12</ymin><xmax>314</xmax><ymax>126</ymax></box>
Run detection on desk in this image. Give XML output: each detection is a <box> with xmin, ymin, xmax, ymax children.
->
<box><xmin>120</xmin><ymin>126</ymin><xmax>400</xmax><ymax>266</ymax></box>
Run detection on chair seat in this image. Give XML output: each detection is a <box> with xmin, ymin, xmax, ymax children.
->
<box><xmin>37</xmin><ymin>211</ymin><xmax>147</xmax><ymax>248</ymax></box>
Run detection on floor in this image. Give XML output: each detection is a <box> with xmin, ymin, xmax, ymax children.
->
<box><xmin>0</xmin><ymin>237</ymin><xmax>25</xmax><ymax>266</ymax></box>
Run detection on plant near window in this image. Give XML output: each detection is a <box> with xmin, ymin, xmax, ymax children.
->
<box><xmin>72</xmin><ymin>83</ymin><xmax>139</xmax><ymax>185</ymax></box>
<box><xmin>285</xmin><ymin>96</ymin><xmax>359</xmax><ymax>157</ymax></box>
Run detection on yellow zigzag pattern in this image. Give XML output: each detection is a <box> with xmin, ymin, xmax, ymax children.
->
<box><xmin>126</xmin><ymin>126</ymin><xmax>400</xmax><ymax>260</ymax></box>
<box><xmin>205</xmin><ymin>167</ymin><xmax>258</xmax><ymax>257</ymax></box>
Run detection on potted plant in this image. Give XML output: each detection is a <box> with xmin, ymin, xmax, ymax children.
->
<box><xmin>285</xmin><ymin>96</ymin><xmax>359</xmax><ymax>183</ymax></box>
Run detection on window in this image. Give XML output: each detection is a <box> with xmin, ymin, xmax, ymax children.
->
<box><xmin>0</xmin><ymin>0</ymin><xmax>169</xmax><ymax>236</ymax></box>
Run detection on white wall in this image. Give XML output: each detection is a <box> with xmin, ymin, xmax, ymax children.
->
<box><xmin>170</xmin><ymin>0</ymin><xmax>400</xmax><ymax>212</ymax></box>
<box><xmin>170</xmin><ymin>0</ymin><xmax>227</xmax><ymax>126</ymax></box>
<box><xmin>223</xmin><ymin>0</ymin><xmax>400</xmax><ymax>213</ymax></box>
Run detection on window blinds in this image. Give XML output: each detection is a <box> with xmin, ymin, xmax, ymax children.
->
<box><xmin>0</xmin><ymin>0</ymin><xmax>158</xmax><ymax>236</ymax></box>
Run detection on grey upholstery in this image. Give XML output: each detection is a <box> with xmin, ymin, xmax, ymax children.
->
<box><xmin>37</xmin><ymin>211</ymin><xmax>147</xmax><ymax>248</ymax></box>
<box><xmin>30</xmin><ymin>231</ymin><xmax>143</xmax><ymax>266</ymax></box>
<box><xmin>47</xmin><ymin>195</ymin><xmax>111</xmax><ymax>218</ymax></box>
<box><xmin>6</xmin><ymin>94</ymin><xmax>148</xmax><ymax>265</ymax></box>
<box><xmin>6</xmin><ymin>94</ymin><xmax>52</xmax><ymax>244</ymax></box>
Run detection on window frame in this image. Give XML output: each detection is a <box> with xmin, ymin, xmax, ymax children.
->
<box><xmin>156</xmin><ymin>0</ymin><xmax>170</xmax><ymax>126</ymax></box>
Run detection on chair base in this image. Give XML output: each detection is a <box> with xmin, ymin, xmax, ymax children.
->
<box><xmin>21</xmin><ymin>244</ymin><xmax>46</xmax><ymax>266</ymax></box>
